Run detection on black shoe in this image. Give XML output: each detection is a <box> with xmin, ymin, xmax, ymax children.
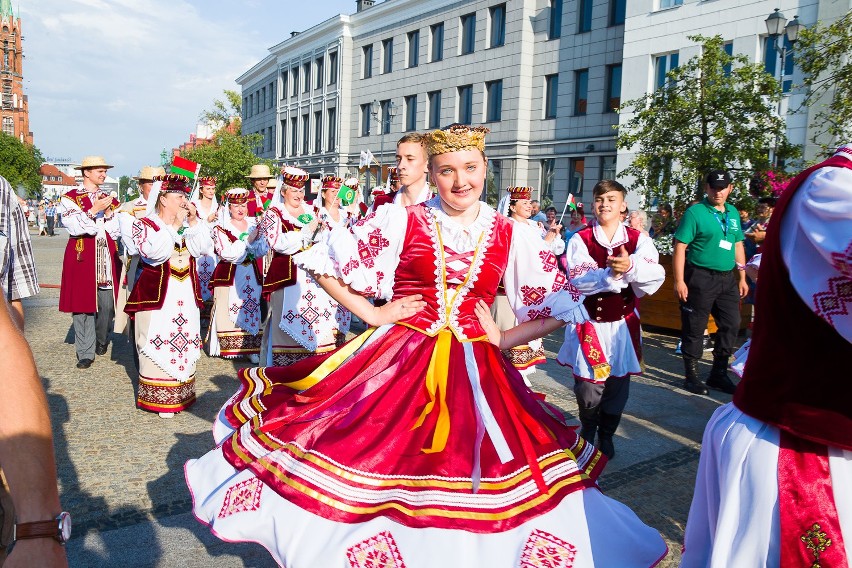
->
<box><xmin>76</xmin><ymin>358</ymin><xmax>94</xmax><ymax>369</ymax></box>
<box><xmin>683</xmin><ymin>358</ymin><xmax>708</xmax><ymax>395</ymax></box>
<box><xmin>95</xmin><ymin>343</ymin><xmax>109</xmax><ymax>356</ymax></box>
<box><xmin>703</xmin><ymin>335</ymin><xmax>714</xmax><ymax>352</ymax></box>
<box><xmin>682</xmin><ymin>380</ymin><xmax>709</xmax><ymax>395</ymax></box>
<box><xmin>706</xmin><ymin>373</ymin><xmax>737</xmax><ymax>394</ymax></box>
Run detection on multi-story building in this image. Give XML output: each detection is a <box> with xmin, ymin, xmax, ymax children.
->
<box><xmin>618</xmin><ymin>0</ymin><xmax>849</xmax><ymax>204</ymax></box>
<box><xmin>40</xmin><ymin>163</ymin><xmax>77</xmax><ymax>199</ymax></box>
<box><xmin>0</xmin><ymin>0</ymin><xmax>31</xmax><ymax>144</ymax></box>
<box><xmin>238</xmin><ymin>0</ymin><xmax>628</xmax><ymax>208</ymax></box>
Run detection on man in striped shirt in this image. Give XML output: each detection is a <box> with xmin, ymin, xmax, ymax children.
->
<box><xmin>0</xmin><ymin>174</ymin><xmax>40</xmax><ymax>330</ymax></box>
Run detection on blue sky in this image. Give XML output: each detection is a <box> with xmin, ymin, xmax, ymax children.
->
<box><xmin>21</xmin><ymin>0</ymin><xmax>356</xmax><ymax>175</ymax></box>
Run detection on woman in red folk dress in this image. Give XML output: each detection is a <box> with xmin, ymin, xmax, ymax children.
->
<box><xmin>185</xmin><ymin>125</ymin><xmax>667</xmax><ymax>567</ymax></box>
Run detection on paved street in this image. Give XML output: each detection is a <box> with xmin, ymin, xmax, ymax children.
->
<box><xmin>21</xmin><ymin>228</ymin><xmax>742</xmax><ymax>567</ymax></box>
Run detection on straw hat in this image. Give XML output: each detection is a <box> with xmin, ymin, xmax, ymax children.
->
<box><xmin>267</xmin><ymin>178</ymin><xmax>279</xmax><ymax>190</ymax></box>
<box><xmin>153</xmin><ymin>166</ymin><xmax>166</xmax><ymax>177</ymax></box>
<box><xmin>75</xmin><ymin>156</ymin><xmax>114</xmax><ymax>170</ymax></box>
<box><xmin>246</xmin><ymin>164</ymin><xmax>274</xmax><ymax>179</ymax></box>
<box><xmin>133</xmin><ymin>166</ymin><xmax>160</xmax><ymax>181</ymax></box>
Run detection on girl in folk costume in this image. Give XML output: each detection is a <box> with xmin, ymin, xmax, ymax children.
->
<box><xmin>124</xmin><ymin>175</ymin><xmax>213</xmax><ymax>418</ymax></box>
<box><xmin>556</xmin><ymin>180</ymin><xmax>665</xmax><ymax>459</ymax></box>
<box><xmin>185</xmin><ymin>125</ymin><xmax>666</xmax><ymax>567</ymax></box>
<box><xmin>490</xmin><ymin>187</ymin><xmax>564</xmax><ymax>382</ymax></box>
<box><xmin>208</xmin><ymin>189</ymin><xmax>267</xmax><ymax>364</ymax></box>
<box><xmin>316</xmin><ymin>175</ymin><xmax>356</xmax><ymax>232</ymax></box>
<box><xmin>190</xmin><ymin>176</ymin><xmax>220</xmax><ymax>314</ymax></box>
<box><xmin>257</xmin><ymin>168</ymin><xmax>351</xmax><ymax>366</ymax></box>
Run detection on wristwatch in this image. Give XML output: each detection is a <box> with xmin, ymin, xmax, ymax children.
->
<box><xmin>14</xmin><ymin>512</ymin><xmax>72</xmax><ymax>544</ymax></box>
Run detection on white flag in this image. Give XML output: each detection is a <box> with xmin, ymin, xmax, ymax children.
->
<box><xmin>365</xmin><ymin>149</ymin><xmax>375</xmax><ymax>165</ymax></box>
<box><xmin>359</xmin><ymin>150</ymin><xmax>368</xmax><ymax>167</ymax></box>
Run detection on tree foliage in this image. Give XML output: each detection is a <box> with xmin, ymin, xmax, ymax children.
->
<box><xmin>794</xmin><ymin>11</ymin><xmax>852</xmax><ymax>157</ymax></box>
<box><xmin>181</xmin><ymin>130</ymin><xmax>276</xmax><ymax>194</ymax></box>
<box><xmin>0</xmin><ymin>133</ymin><xmax>44</xmax><ymax>198</ymax></box>
<box><xmin>617</xmin><ymin>35</ymin><xmax>799</xmax><ymax>211</ymax></box>
<box><xmin>200</xmin><ymin>89</ymin><xmax>242</xmax><ymax>134</ymax></box>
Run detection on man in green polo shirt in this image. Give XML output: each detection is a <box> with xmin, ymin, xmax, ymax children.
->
<box><xmin>673</xmin><ymin>169</ymin><xmax>749</xmax><ymax>395</ymax></box>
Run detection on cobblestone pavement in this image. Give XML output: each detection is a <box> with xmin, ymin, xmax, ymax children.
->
<box><xmin>21</xmin><ymin>229</ymin><xmax>743</xmax><ymax>567</ymax></box>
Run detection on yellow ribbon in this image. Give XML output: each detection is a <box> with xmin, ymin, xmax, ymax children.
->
<box><xmin>411</xmin><ymin>329</ymin><xmax>452</xmax><ymax>454</ymax></box>
<box><xmin>280</xmin><ymin>327</ymin><xmax>378</xmax><ymax>391</ymax></box>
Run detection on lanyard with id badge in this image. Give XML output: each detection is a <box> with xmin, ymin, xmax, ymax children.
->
<box><xmin>708</xmin><ymin>205</ymin><xmax>733</xmax><ymax>250</ymax></box>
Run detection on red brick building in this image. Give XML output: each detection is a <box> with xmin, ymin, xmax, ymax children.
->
<box><xmin>0</xmin><ymin>0</ymin><xmax>32</xmax><ymax>144</ymax></box>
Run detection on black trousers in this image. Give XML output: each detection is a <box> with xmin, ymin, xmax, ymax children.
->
<box><xmin>46</xmin><ymin>216</ymin><xmax>55</xmax><ymax>236</ymax></box>
<box><xmin>573</xmin><ymin>376</ymin><xmax>631</xmax><ymax>416</ymax></box>
<box><xmin>680</xmin><ymin>264</ymin><xmax>741</xmax><ymax>362</ymax></box>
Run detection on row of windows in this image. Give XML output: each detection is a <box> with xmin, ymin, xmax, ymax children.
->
<box><xmin>278</xmin><ymin>107</ymin><xmax>338</xmax><ymax>158</ymax></box>
<box><xmin>543</xmin><ymin>64</ymin><xmax>622</xmax><ymax>118</ymax></box>
<box><xmin>548</xmin><ymin>0</ymin><xmax>626</xmax><ymax>40</ymax></box>
<box><xmin>362</xmin><ymin>4</ymin><xmax>506</xmax><ymax>79</ymax></box>
<box><xmin>244</xmin><ymin>81</ymin><xmax>277</xmax><ymax>119</ymax></box>
<box><xmin>280</xmin><ymin>51</ymin><xmax>339</xmax><ymax>100</ymax></box>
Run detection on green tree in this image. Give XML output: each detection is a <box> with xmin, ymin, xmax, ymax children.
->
<box><xmin>0</xmin><ymin>133</ymin><xmax>44</xmax><ymax>198</ymax></box>
<box><xmin>617</xmin><ymin>35</ymin><xmax>799</xmax><ymax>211</ymax></box>
<box><xmin>200</xmin><ymin>89</ymin><xmax>242</xmax><ymax>134</ymax></box>
<box><xmin>181</xmin><ymin>130</ymin><xmax>275</xmax><ymax>194</ymax></box>
<box><xmin>794</xmin><ymin>11</ymin><xmax>852</xmax><ymax>157</ymax></box>
<box><xmin>119</xmin><ymin>175</ymin><xmax>131</xmax><ymax>199</ymax></box>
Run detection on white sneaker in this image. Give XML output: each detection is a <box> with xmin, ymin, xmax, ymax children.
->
<box><xmin>675</xmin><ymin>341</ymin><xmax>682</xmax><ymax>355</ymax></box>
<box><xmin>248</xmin><ymin>354</ymin><xmax>260</xmax><ymax>364</ymax></box>
<box><xmin>158</xmin><ymin>412</ymin><xmax>175</xmax><ymax>419</ymax></box>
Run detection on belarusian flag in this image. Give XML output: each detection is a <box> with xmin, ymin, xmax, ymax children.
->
<box><xmin>171</xmin><ymin>156</ymin><xmax>200</xmax><ymax>179</ymax></box>
<box><xmin>338</xmin><ymin>184</ymin><xmax>356</xmax><ymax>206</ymax></box>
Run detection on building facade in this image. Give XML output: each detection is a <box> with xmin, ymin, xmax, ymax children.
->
<box><xmin>238</xmin><ymin>0</ymin><xmax>628</xmax><ymax>208</ymax></box>
<box><xmin>0</xmin><ymin>0</ymin><xmax>32</xmax><ymax>145</ymax></box>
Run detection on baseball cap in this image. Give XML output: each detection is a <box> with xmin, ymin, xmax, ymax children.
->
<box><xmin>705</xmin><ymin>169</ymin><xmax>732</xmax><ymax>189</ymax></box>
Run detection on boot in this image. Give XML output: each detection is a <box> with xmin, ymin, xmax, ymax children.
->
<box><xmin>682</xmin><ymin>358</ymin><xmax>708</xmax><ymax>395</ymax></box>
<box><xmin>597</xmin><ymin>412</ymin><xmax>622</xmax><ymax>459</ymax></box>
<box><xmin>706</xmin><ymin>356</ymin><xmax>737</xmax><ymax>394</ymax></box>
<box><xmin>577</xmin><ymin>405</ymin><xmax>600</xmax><ymax>444</ymax></box>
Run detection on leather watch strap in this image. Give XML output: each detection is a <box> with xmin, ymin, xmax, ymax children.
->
<box><xmin>14</xmin><ymin>520</ymin><xmax>58</xmax><ymax>540</ymax></box>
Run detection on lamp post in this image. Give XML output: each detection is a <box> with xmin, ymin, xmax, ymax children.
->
<box><xmin>765</xmin><ymin>8</ymin><xmax>803</xmax><ymax>167</ymax></box>
<box><xmin>371</xmin><ymin>99</ymin><xmax>397</xmax><ymax>186</ymax></box>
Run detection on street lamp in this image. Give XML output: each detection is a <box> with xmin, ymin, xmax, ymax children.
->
<box><xmin>371</xmin><ymin>99</ymin><xmax>397</xmax><ymax>186</ymax></box>
<box><xmin>765</xmin><ymin>8</ymin><xmax>803</xmax><ymax>167</ymax></box>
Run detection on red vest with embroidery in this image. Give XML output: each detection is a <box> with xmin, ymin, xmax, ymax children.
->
<box><xmin>209</xmin><ymin>228</ymin><xmax>262</xmax><ymax>289</ymax></box>
<box><xmin>58</xmin><ymin>188</ymin><xmax>121</xmax><ymax>313</ymax></box>
<box><xmin>390</xmin><ymin>205</ymin><xmax>512</xmax><ymax>338</ymax></box>
<box><xmin>263</xmin><ymin>208</ymin><xmax>298</xmax><ymax>297</ymax></box>
<box><xmin>247</xmin><ymin>190</ymin><xmax>271</xmax><ymax>218</ymax></box>
<box><xmin>734</xmin><ymin>155</ymin><xmax>852</xmax><ymax>450</ymax></box>
<box><xmin>124</xmin><ymin>218</ymin><xmax>203</xmax><ymax>313</ymax></box>
<box><xmin>576</xmin><ymin>226</ymin><xmax>640</xmax><ymax>323</ymax></box>
<box><xmin>371</xmin><ymin>191</ymin><xmax>398</xmax><ymax>210</ymax></box>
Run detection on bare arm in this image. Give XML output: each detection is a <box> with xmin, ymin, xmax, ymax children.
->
<box><xmin>474</xmin><ymin>300</ymin><xmax>565</xmax><ymax>349</ymax></box>
<box><xmin>735</xmin><ymin>241</ymin><xmax>748</xmax><ymax>298</ymax></box>
<box><xmin>313</xmin><ymin>274</ymin><xmax>426</xmax><ymax>327</ymax></box>
<box><xmin>672</xmin><ymin>239</ymin><xmax>689</xmax><ymax>302</ymax></box>
<box><xmin>0</xmin><ymin>297</ymin><xmax>67</xmax><ymax>567</ymax></box>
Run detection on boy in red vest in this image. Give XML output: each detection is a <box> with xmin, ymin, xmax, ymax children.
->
<box><xmin>557</xmin><ymin>180</ymin><xmax>665</xmax><ymax>458</ymax></box>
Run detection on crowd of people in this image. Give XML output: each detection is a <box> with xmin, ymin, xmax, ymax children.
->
<box><xmin>0</xmin><ymin>129</ymin><xmax>848</xmax><ymax>567</ymax></box>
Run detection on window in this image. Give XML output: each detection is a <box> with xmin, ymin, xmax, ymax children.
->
<box><xmin>659</xmin><ymin>0</ymin><xmax>682</xmax><ymax>8</ymax></box>
<box><xmin>361</xmin><ymin>103</ymin><xmax>372</xmax><ymax>136</ymax></box>
<box><xmin>578</xmin><ymin>0</ymin><xmax>592</xmax><ymax>33</ymax></box>
<box><xmin>431</xmin><ymin>23</ymin><xmax>444</xmax><ymax>62</ymax></box>
<box><xmin>243</xmin><ymin>97</ymin><xmax>248</xmax><ymax>118</ymax></box>
<box><xmin>255</xmin><ymin>90</ymin><xmax>260</xmax><ymax>114</ymax></box>
<box><xmin>280</xmin><ymin>71</ymin><xmax>287</xmax><ymax>99</ymax></box>
<box><xmin>428</xmin><ymin>90</ymin><xmax>442</xmax><ymax>129</ymax></box>
<box><xmin>248</xmin><ymin>94</ymin><xmax>254</xmax><ymax>117</ymax></box>
<box><xmin>460</xmin><ymin>13</ymin><xmax>476</xmax><ymax>55</ymax></box>
<box><xmin>458</xmin><ymin>85</ymin><xmax>473</xmax><ymax>124</ymax></box>
<box><xmin>382</xmin><ymin>38</ymin><xmax>393</xmax><ymax>74</ymax></box>
<box><xmin>291</xmin><ymin>68</ymin><xmax>299</xmax><ymax>96</ymax></box>
<box><xmin>314</xmin><ymin>111</ymin><xmax>322</xmax><ymax>153</ymax></box>
<box><xmin>3</xmin><ymin>116</ymin><xmax>13</xmax><ymax>135</ymax></box>
<box><xmin>302</xmin><ymin>63</ymin><xmax>310</xmax><ymax>92</ymax></box>
<box><xmin>261</xmin><ymin>87</ymin><xmax>266</xmax><ymax>111</ymax></box>
<box><xmin>315</xmin><ymin>57</ymin><xmax>324</xmax><ymax>89</ymax></box>
<box><xmin>610</xmin><ymin>0</ymin><xmax>625</xmax><ymax>25</ymax></box>
<box><xmin>363</xmin><ymin>44</ymin><xmax>373</xmax><ymax>79</ymax></box>
<box><xmin>269</xmin><ymin>82</ymin><xmax>275</xmax><ymax>106</ymax></box>
<box><xmin>380</xmin><ymin>99</ymin><xmax>392</xmax><ymax>134</ymax></box>
<box><xmin>489</xmin><ymin>4</ymin><xmax>506</xmax><ymax>48</ymax></box>
<box><xmin>606</xmin><ymin>64</ymin><xmax>622</xmax><ymax>112</ymax></box>
<box><xmin>544</xmin><ymin>74</ymin><xmax>558</xmax><ymax>119</ymax></box>
<box><xmin>569</xmin><ymin>158</ymin><xmax>585</xmax><ymax>199</ymax></box>
<box><xmin>302</xmin><ymin>114</ymin><xmax>310</xmax><ymax>154</ymax></box>
<box><xmin>654</xmin><ymin>52</ymin><xmax>679</xmax><ymax>90</ymax></box>
<box><xmin>764</xmin><ymin>37</ymin><xmax>794</xmax><ymax>93</ymax></box>
<box><xmin>407</xmin><ymin>30</ymin><xmax>419</xmax><ymax>68</ymax></box>
<box><xmin>486</xmin><ymin>80</ymin><xmax>502</xmax><ymax>122</ymax></box>
<box><xmin>280</xmin><ymin>119</ymin><xmax>287</xmax><ymax>155</ymax></box>
<box><xmin>290</xmin><ymin>117</ymin><xmax>298</xmax><ymax>156</ymax></box>
<box><xmin>487</xmin><ymin>159</ymin><xmax>502</xmax><ymax>204</ymax></box>
<box><xmin>328</xmin><ymin>51</ymin><xmax>338</xmax><ymax>85</ymax></box>
<box><xmin>549</xmin><ymin>0</ymin><xmax>562</xmax><ymax>40</ymax></box>
<box><xmin>722</xmin><ymin>42</ymin><xmax>734</xmax><ymax>77</ymax></box>
<box><xmin>602</xmin><ymin>155</ymin><xmax>617</xmax><ymax>180</ymax></box>
<box><xmin>574</xmin><ymin>69</ymin><xmax>588</xmax><ymax>115</ymax></box>
<box><xmin>327</xmin><ymin>108</ymin><xmax>337</xmax><ymax>149</ymax></box>
<box><xmin>540</xmin><ymin>158</ymin><xmax>556</xmax><ymax>202</ymax></box>
<box><xmin>405</xmin><ymin>95</ymin><xmax>418</xmax><ymax>131</ymax></box>
<box><xmin>268</xmin><ymin>127</ymin><xmax>274</xmax><ymax>152</ymax></box>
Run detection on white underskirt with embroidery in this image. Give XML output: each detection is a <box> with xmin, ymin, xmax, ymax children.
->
<box><xmin>681</xmin><ymin>403</ymin><xmax>852</xmax><ymax>567</ymax></box>
<box><xmin>185</xmin><ymin>447</ymin><xmax>667</xmax><ymax>568</ymax></box>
